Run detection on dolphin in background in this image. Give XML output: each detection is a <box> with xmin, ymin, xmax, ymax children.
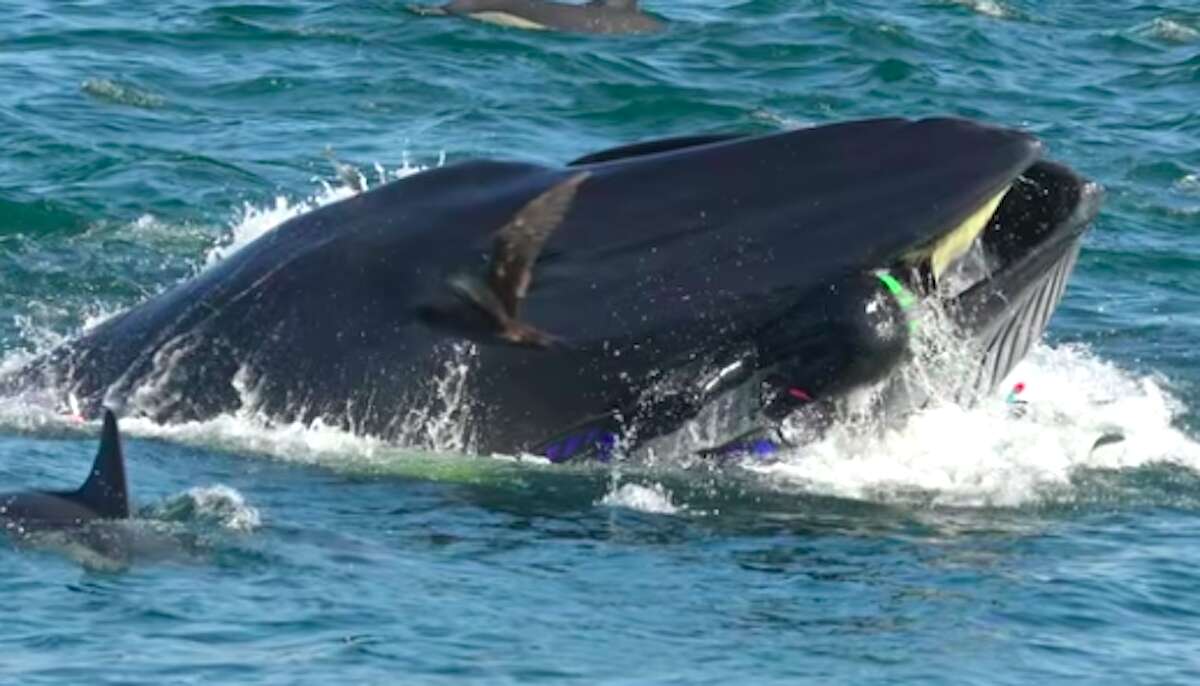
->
<box><xmin>1</xmin><ymin>411</ymin><xmax>130</xmax><ymax>531</ymax></box>
<box><xmin>408</xmin><ymin>0</ymin><xmax>664</xmax><ymax>34</ymax></box>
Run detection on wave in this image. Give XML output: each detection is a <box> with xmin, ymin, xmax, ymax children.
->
<box><xmin>81</xmin><ymin>78</ymin><xmax>167</xmax><ymax>109</ymax></box>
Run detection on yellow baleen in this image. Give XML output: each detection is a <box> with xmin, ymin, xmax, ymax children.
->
<box><xmin>911</xmin><ymin>186</ymin><xmax>1010</xmax><ymax>280</ymax></box>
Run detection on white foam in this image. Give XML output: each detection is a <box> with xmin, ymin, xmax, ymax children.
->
<box><xmin>109</xmin><ymin>401</ymin><xmax>378</xmax><ymax>461</ymax></box>
<box><xmin>1138</xmin><ymin>17</ymin><xmax>1200</xmax><ymax>43</ymax></box>
<box><xmin>81</xmin><ymin>78</ymin><xmax>166</xmax><ymax>109</ymax></box>
<box><xmin>135</xmin><ymin>483</ymin><xmax>261</xmax><ymax>531</ymax></box>
<box><xmin>599</xmin><ymin>482</ymin><xmax>682</xmax><ymax>514</ymax></box>
<box><xmin>169</xmin><ymin>485</ymin><xmax>262</xmax><ymax>532</ymax></box>
<box><xmin>202</xmin><ymin>157</ymin><xmax>434</xmax><ymax>268</ymax></box>
<box><xmin>747</xmin><ymin>344</ymin><xmax>1200</xmax><ymax>507</ymax></box>
<box><xmin>749</xmin><ymin>109</ymin><xmax>814</xmax><ymax>130</ymax></box>
<box><xmin>950</xmin><ymin>0</ymin><xmax>1010</xmax><ymax>19</ymax></box>
<box><xmin>1176</xmin><ymin>173</ymin><xmax>1200</xmax><ymax>195</ymax></box>
<box><xmin>2</xmin><ymin>337</ymin><xmax>1196</xmax><ymax>510</ymax></box>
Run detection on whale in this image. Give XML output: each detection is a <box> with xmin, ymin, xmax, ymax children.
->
<box><xmin>4</xmin><ymin>118</ymin><xmax>1102</xmax><ymax>461</ymax></box>
<box><xmin>1</xmin><ymin>411</ymin><xmax>130</xmax><ymax>530</ymax></box>
<box><xmin>408</xmin><ymin>0</ymin><xmax>663</xmax><ymax>35</ymax></box>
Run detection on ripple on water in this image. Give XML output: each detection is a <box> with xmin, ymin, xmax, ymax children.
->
<box><xmin>947</xmin><ymin>0</ymin><xmax>1012</xmax><ymax>20</ymax></box>
<box><xmin>598</xmin><ymin>482</ymin><xmax>683</xmax><ymax>515</ymax></box>
<box><xmin>1175</xmin><ymin>173</ymin><xmax>1200</xmax><ymax>195</ymax></box>
<box><xmin>81</xmin><ymin>78</ymin><xmax>167</xmax><ymax>109</ymax></box>
<box><xmin>145</xmin><ymin>485</ymin><xmax>263</xmax><ymax>533</ymax></box>
<box><xmin>1135</xmin><ymin>17</ymin><xmax>1200</xmax><ymax>45</ymax></box>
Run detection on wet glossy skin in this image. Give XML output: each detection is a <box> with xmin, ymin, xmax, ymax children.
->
<box><xmin>7</xmin><ymin>119</ymin><xmax>1085</xmax><ymax>456</ymax></box>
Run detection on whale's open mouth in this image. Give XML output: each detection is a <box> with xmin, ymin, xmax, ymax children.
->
<box><xmin>822</xmin><ymin>157</ymin><xmax>1103</xmax><ymax>416</ymax></box>
<box><xmin>908</xmin><ymin>159</ymin><xmax>1101</xmax><ymax>306</ymax></box>
<box><xmin>942</xmin><ymin>160</ymin><xmax>1103</xmax><ymax>394</ymax></box>
<box><xmin>752</xmin><ymin>154</ymin><xmax>1102</xmax><ymax>428</ymax></box>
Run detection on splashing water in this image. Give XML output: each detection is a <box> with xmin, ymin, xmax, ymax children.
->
<box><xmin>1135</xmin><ymin>17</ymin><xmax>1200</xmax><ymax>44</ymax></box>
<box><xmin>145</xmin><ymin>484</ymin><xmax>263</xmax><ymax>532</ymax></box>
<box><xmin>203</xmin><ymin>156</ymin><xmax>439</xmax><ymax>268</ymax></box>
<box><xmin>1176</xmin><ymin>174</ymin><xmax>1200</xmax><ymax>196</ymax></box>
<box><xmin>749</xmin><ymin>344</ymin><xmax>1200</xmax><ymax>508</ymax></box>
<box><xmin>598</xmin><ymin>482</ymin><xmax>683</xmax><ymax>515</ymax></box>
<box><xmin>948</xmin><ymin>0</ymin><xmax>1011</xmax><ymax>19</ymax></box>
<box><xmin>396</xmin><ymin>342</ymin><xmax>480</xmax><ymax>454</ymax></box>
<box><xmin>80</xmin><ymin>78</ymin><xmax>167</xmax><ymax>109</ymax></box>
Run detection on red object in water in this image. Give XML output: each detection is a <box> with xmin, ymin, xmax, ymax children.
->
<box><xmin>1013</xmin><ymin>382</ymin><xmax>1026</xmax><ymax>395</ymax></box>
<box><xmin>788</xmin><ymin>387</ymin><xmax>812</xmax><ymax>402</ymax></box>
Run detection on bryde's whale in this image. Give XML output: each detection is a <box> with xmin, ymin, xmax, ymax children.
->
<box><xmin>5</xmin><ymin>118</ymin><xmax>1102</xmax><ymax>461</ymax></box>
<box><xmin>1</xmin><ymin>411</ymin><xmax>130</xmax><ymax>529</ymax></box>
<box><xmin>409</xmin><ymin>0</ymin><xmax>663</xmax><ymax>35</ymax></box>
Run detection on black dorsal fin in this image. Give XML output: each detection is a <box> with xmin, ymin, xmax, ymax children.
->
<box><xmin>73</xmin><ymin>410</ymin><xmax>130</xmax><ymax>519</ymax></box>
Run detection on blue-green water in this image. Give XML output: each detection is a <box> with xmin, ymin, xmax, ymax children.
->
<box><xmin>2</xmin><ymin>0</ymin><xmax>1200</xmax><ymax>682</ymax></box>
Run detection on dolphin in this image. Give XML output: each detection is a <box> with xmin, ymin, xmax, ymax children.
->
<box><xmin>408</xmin><ymin>0</ymin><xmax>663</xmax><ymax>35</ymax></box>
<box><xmin>4</xmin><ymin>118</ymin><xmax>1102</xmax><ymax>461</ymax></box>
<box><xmin>1</xmin><ymin>411</ymin><xmax>130</xmax><ymax>530</ymax></box>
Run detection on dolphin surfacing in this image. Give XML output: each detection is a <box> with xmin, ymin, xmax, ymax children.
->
<box><xmin>409</xmin><ymin>0</ymin><xmax>664</xmax><ymax>35</ymax></box>
<box><xmin>1</xmin><ymin>411</ymin><xmax>130</xmax><ymax>529</ymax></box>
<box><xmin>5</xmin><ymin>118</ymin><xmax>1102</xmax><ymax>461</ymax></box>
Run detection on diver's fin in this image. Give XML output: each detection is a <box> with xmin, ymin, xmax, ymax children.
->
<box><xmin>489</xmin><ymin>171</ymin><xmax>590</xmax><ymax>318</ymax></box>
<box><xmin>592</xmin><ymin>0</ymin><xmax>638</xmax><ymax>9</ymax></box>
<box><xmin>697</xmin><ymin>425</ymin><xmax>788</xmax><ymax>461</ymax></box>
<box><xmin>532</xmin><ymin>413</ymin><xmax>625</xmax><ymax>463</ymax></box>
<box><xmin>72</xmin><ymin>410</ymin><xmax>130</xmax><ymax>519</ymax></box>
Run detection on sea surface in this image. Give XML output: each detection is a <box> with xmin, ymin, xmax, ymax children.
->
<box><xmin>2</xmin><ymin>0</ymin><xmax>1199</xmax><ymax>683</ymax></box>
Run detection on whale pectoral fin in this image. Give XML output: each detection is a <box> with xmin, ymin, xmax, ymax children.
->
<box><xmin>489</xmin><ymin>171</ymin><xmax>590</xmax><ymax>317</ymax></box>
<box><xmin>407</xmin><ymin>4</ymin><xmax>449</xmax><ymax>16</ymax></box>
<box><xmin>447</xmin><ymin>273</ymin><xmax>559</xmax><ymax>348</ymax></box>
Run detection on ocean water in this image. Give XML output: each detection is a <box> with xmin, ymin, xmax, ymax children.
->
<box><xmin>2</xmin><ymin>0</ymin><xmax>1200</xmax><ymax>683</ymax></box>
